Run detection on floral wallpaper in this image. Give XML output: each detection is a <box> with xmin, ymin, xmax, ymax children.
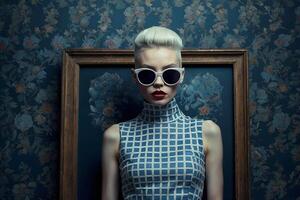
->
<box><xmin>0</xmin><ymin>0</ymin><xmax>299</xmax><ymax>199</ymax></box>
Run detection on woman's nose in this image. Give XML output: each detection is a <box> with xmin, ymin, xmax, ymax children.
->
<box><xmin>153</xmin><ymin>75</ymin><xmax>164</xmax><ymax>87</ymax></box>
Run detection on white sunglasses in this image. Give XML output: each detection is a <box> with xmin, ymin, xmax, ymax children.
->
<box><xmin>134</xmin><ymin>67</ymin><xmax>184</xmax><ymax>86</ymax></box>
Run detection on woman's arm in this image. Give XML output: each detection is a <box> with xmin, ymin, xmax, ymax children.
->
<box><xmin>101</xmin><ymin>124</ymin><xmax>120</xmax><ymax>200</ymax></box>
<box><xmin>203</xmin><ymin>120</ymin><xmax>223</xmax><ymax>200</ymax></box>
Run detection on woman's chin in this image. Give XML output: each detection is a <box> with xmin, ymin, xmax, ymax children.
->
<box><xmin>147</xmin><ymin>97</ymin><xmax>171</xmax><ymax>106</ymax></box>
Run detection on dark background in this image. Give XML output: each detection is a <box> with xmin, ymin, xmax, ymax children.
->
<box><xmin>0</xmin><ymin>1</ymin><xmax>299</xmax><ymax>199</ymax></box>
<box><xmin>78</xmin><ymin>65</ymin><xmax>233</xmax><ymax>199</ymax></box>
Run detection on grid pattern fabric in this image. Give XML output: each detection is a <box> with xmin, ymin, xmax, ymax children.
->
<box><xmin>119</xmin><ymin>98</ymin><xmax>205</xmax><ymax>200</ymax></box>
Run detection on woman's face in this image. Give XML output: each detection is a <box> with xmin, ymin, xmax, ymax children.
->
<box><xmin>133</xmin><ymin>47</ymin><xmax>183</xmax><ymax>106</ymax></box>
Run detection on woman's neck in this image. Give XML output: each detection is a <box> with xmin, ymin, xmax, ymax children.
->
<box><xmin>138</xmin><ymin>98</ymin><xmax>183</xmax><ymax>123</ymax></box>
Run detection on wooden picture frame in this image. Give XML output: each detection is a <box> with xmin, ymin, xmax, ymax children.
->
<box><xmin>60</xmin><ymin>49</ymin><xmax>249</xmax><ymax>200</ymax></box>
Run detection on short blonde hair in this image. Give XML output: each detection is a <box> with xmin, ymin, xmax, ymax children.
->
<box><xmin>134</xmin><ymin>26</ymin><xmax>183</xmax><ymax>66</ymax></box>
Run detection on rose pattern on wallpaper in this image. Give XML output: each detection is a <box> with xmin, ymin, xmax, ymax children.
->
<box><xmin>88</xmin><ymin>72</ymin><xmax>143</xmax><ymax>130</ymax></box>
<box><xmin>176</xmin><ymin>72</ymin><xmax>223</xmax><ymax>122</ymax></box>
<box><xmin>0</xmin><ymin>0</ymin><xmax>299</xmax><ymax>199</ymax></box>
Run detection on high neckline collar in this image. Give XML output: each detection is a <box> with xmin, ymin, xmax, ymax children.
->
<box><xmin>138</xmin><ymin>98</ymin><xmax>183</xmax><ymax>123</ymax></box>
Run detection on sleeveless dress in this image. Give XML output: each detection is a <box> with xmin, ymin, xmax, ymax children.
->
<box><xmin>119</xmin><ymin>98</ymin><xmax>205</xmax><ymax>200</ymax></box>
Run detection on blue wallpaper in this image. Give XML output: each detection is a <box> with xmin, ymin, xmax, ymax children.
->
<box><xmin>0</xmin><ymin>0</ymin><xmax>299</xmax><ymax>199</ymax></box>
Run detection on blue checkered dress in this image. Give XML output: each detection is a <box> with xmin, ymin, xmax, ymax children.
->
<box><xmin>119</xmin><ymin>98</ymin><xmax>205</xmax><ymax>200</ymax></box>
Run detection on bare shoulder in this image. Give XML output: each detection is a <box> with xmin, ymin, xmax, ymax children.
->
<box><xmin>103</xmin><ymin>124</ymin><xmax>120</xmax><ymax>154</ymax></box>
<box><xmin>103</xmin><ymin>124</ymin><xmax>120</xmax><ymax>140</ymax></box>
<box><xmin>202</xmin><ymin>120</ymin><xmax>222</xmax><ymax>154</ymax></box>
<box><xmin>202</xmin><ymin>120</ymin><xmax>221</xmax><ymax>140</ymax></box>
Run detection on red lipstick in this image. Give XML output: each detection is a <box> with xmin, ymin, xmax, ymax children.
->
<box><xmin>151</xmin><ymin>90</ymin><xmax>166</xmax><ymax>100</ymax></box>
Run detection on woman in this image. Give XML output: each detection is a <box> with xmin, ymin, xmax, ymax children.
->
<box><xmin>101</xmin><ymin>26</ymin><xmax>223</xmax><ymax>200</ymax></box>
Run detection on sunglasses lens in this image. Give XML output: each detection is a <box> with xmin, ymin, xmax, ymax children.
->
<box><xmin>163</xmin><ymin>69</ymin><xmax>181</xmax><ymax>85</ymax></box>
<box><xmin>137</xmin><ymin>69</ymin><xmax>156</xmax><ymax>85</ymax></box>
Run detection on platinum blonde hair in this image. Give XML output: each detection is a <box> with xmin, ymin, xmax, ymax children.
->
<box><xmin>134</xmin><ymin>26</ymin><xmax>183</xmax><ymax>66</ymax></box>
